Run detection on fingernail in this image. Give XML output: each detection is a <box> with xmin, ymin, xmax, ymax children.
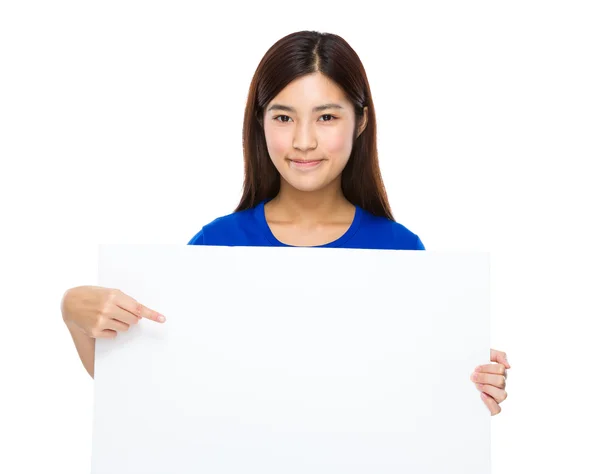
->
<box><xmin>475</xmin><ymin>365</ymin><xmax>482</xmax><ymax>372</ymax></box>
<box><xmin>471</xmin><ymin>373</ymin><xmax>477</xmax><ymax>381</ymax></box>
<box><xmin>158</xmin><ymin>315</ymin><xmax>166</xmax><ymax>322</ymax></box>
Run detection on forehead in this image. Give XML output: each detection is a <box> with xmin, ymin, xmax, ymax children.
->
<box><xmin>268</xmin><ymin>73</ymin><xmax>348</xmax><ymax>108</ymax></box>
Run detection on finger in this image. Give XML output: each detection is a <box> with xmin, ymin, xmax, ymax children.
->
<box><xmin>474</xmin><ymin>383</ymin><xmax>508</xmax><ymax>404</ymax></box>
<box><xmin>471</xmin><ymin>371</ymin><xmax>506</xmax><ymax>389</ymax></box>
<box><xmin>103</xmin><ymin>318</ymin><xmax>130</xmax><ymax>332</ymax></box>
<box><xmin>475</xmin><ymin>363</ymin><xmax>507</xmax><ymax>377</ymax></box>
<box><xmin>111</xmin><ymin>306</ymin><xmax>141</xmax><ymax>326</ymax></box>
<box><xmin>115</xmin><ymin>291</ymin><xmax>166</xmax><ymax>323</ymax></box>
<box><xmin>490</xmin><ymin>348</ymin><xmax>510</xmax><ymax>369</ymax></box>
<box><xmin>96</xmin><ymin>329</ymin><xmax>118</xmax><ymax>339</ymax></box>
<box><xmin>480</xmin><ymin>391</ymin><xmax>501</xmax><ymax>415</ymax></box>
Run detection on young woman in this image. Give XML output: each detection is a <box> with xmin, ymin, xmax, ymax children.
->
<box><xmin>61</xmin><ymin>30</ymin><xmax>510</xmax><ymax>415</ymax></box>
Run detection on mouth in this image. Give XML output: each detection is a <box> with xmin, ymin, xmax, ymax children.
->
<box><xmin>287</xmin><ymin>158</ymin><xmax>324</xmax><ymax>170</ymax></box>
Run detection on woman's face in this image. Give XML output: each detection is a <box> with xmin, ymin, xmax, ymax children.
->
<box><xmin>263</xmin><ymin>72</ymin><xmax>367</xmax><ymax>194</ymax></box>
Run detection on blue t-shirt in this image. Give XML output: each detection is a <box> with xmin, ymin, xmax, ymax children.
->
<box><xmin>187</xmin><ymin>199</ymin><xmax>425</xmax><ymax>250</ymax></box>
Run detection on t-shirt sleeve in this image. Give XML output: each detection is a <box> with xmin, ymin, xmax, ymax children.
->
<box><xmin>414</xmin><ymin>235</ymin><xmax>425</xmax><ymax>250</ymax></box>
<box><xmin>187</xmin><ymin>228</ymin><xmax>205</xmax><ymax>245</ymax></box>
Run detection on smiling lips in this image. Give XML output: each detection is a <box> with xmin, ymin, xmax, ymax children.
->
<box><xmin>288</xmin><ymin>158</ymin><xmax>324</xmax><ymax>170</ymax></box>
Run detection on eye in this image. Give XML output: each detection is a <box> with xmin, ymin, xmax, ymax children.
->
<box><xmin>319</xmin><ymin>114</ymin><xmax>337</xmax><ymax>122</ymax></box>
<box><xmin>272</xmin><ymin>114</ymin><xmax>338</xmax><ymax>123</ymax></box>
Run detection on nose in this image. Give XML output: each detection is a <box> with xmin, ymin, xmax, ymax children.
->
<box><xmin>292</xmin><ymin>122</ymin><xmax>317</xmax><ymax>151</ymax></box>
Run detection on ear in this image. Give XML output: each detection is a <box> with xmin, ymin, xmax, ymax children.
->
<box><xmin>255</xmin><ymin>109</ymin><xmax>264</xmax><ymax>127</ymax></box>
<box><xmin>356</xmin><ymin>106</ymin><xmax>368</xmax><ymax>138</ymax></box>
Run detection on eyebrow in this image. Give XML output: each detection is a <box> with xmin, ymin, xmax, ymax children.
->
<box><xmin>266</xmin><ymin>103</ymin><xmax>344</xmax><ymax>113</ymax></box>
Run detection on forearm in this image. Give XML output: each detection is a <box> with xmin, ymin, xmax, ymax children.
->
<box><xmin>63</xmin><ymin>317</ymin><xmax>95</xmax><ymax>379</ymax></box>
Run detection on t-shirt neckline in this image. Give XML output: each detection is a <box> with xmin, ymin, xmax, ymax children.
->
<box><xmin>256</xmin><ymin>199</ymin><xmax>363</xmax><ymax>248</ymax></box>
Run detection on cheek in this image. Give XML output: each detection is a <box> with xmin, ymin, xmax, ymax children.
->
<box><xmin>264</xmin><ymin>125</ymin><xmax>289</xmax><ymax>159</ymax></box>
<box><xmin>323</xmin><ymin>128</ymin><xmax>353</xmax><ymax>157</ymax></box>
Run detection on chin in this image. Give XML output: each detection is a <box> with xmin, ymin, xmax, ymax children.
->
<box><xmin>281</xmin><ymin>175</ymin><xmax>331</xmax><ymax>193</ymax></box>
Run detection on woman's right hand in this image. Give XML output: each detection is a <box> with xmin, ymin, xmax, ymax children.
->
<box><xmin>61</xmin><ymin>285</ymin><xmax>166</xmax><ymax>339</ymax></box>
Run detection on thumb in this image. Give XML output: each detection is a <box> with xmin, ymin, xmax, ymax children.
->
<box><xmin>491</xmin><ymin>348</ymin><xmax>511</xmax><ymax>369</ymax></box>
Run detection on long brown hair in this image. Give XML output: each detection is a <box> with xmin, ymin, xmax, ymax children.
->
<box><xmin>234</xmin><ymin>30</ymin><xmax>394</xmax><ymax>220</ymax></box>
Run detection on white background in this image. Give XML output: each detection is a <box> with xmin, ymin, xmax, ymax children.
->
<box><xmin>0</xmin><ymin>1</ymin><xmax>598</xmax><ymax>473</ymax></box>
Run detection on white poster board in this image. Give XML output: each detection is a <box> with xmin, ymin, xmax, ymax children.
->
<box><xmin>92</xmin><ymin>245</ymin><xmax>490</xmax><ymax>473</ymax></box>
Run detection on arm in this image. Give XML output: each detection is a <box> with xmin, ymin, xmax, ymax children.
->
<box><xmin>61</xmin><ymin>291</ymin><xmax>95</xmax><ymax>379</ymax></box>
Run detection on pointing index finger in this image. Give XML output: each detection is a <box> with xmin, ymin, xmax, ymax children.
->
<box><xmin>116</xmin><ymin>292</ymin><xmax>166</xmax><ymax>323</ymax></box>
<box><xmin>141</xmin><ymin>304</ymin><xmax>166</xmax><ymax>322</ymax></box>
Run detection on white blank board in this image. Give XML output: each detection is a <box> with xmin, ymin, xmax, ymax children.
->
<box><xmin>93</xmin><ymin>245</ymin><xmax>490</xmax><ymax>473</ymax></box>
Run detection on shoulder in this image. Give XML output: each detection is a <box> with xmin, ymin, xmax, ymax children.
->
<box><xmin>187</xmin><ymin>206</ymin><xmax>258</xmax><ymax>245</ymax></box>
<box><xmin>359</xmin><ymin>209</ymin><xmax>425</xmax><ymax>250</ymax></box>
<box><xmin>391</xmin><ymin>220</ymin><xmax>425</xmax><ymax>250</ymax></box>
<box><xmin>187</xmin><ymin>210</ymin><xmax>247</xmax><ymax>245</ymax></box>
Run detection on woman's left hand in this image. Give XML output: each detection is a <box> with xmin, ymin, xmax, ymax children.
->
<box><xmin>470</xmin><ymin>348</ymin><xmax>510</xmax><ymax>415</ymax></box>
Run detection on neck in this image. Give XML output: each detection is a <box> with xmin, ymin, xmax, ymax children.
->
<box><xmin>267</xmin><ymin>177</ymin><xmax>353</xmax><ymax>223</ymax></box>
